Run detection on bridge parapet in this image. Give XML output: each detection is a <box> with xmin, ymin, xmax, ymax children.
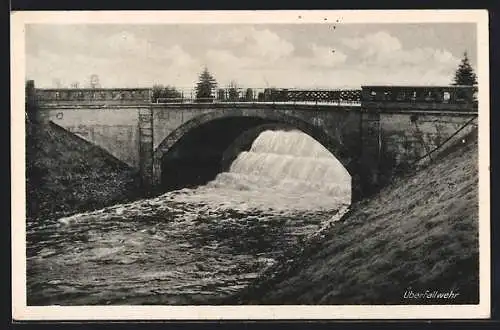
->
<box><xmin>35</xmin><ymin>88</ymin><xmax>152</xmax><ymax>106</ymax></box>
<box><xmin>361</xmin><ymin>85</ymin><xmax>477</xmax><ymax>111</ymax></box>
<box><xmin>34</xmin><ymin>85</ymin><xmax>477</xmax><ymax>111</ymax></box>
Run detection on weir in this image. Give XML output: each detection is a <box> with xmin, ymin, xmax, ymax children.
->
<box><xmin>205</xmin><ymin>130</ymin><xmax>351</xmax><ymax>211</ymax></box>
<box><xmin>227</xmin><ymin>130</ymin><xmax>351</xmax><ymax>200</ymax></box>
<box><xmin>28</xmin><ymin>81</ymin><xmax>478</xmax><ymax>200</ymax></box>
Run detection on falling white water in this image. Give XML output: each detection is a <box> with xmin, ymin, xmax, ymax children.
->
<box><xmin>176</xmin><ymin>129</ymin><xmax>352</xmax><ymax>211</ymax></box>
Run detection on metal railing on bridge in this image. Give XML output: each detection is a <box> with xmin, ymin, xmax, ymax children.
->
<box><xmin>153</xmin><ymin>87</ymin><xmax>362</xmax><ymax>106</ymax></box>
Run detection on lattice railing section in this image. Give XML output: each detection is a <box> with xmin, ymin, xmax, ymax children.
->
<box><xmin>282</xmin><ymin>89</ymin><xmax>361</xmax><ymax>103</ymax></box>
<box><xmin>212</xmin><ymin>88</ymin><xmax>362</xmax><ymax>103</ymax></box>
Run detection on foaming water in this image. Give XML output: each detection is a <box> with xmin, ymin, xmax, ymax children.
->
<box><xmin>27</xmin><ymin>130</ymin><xmax>351</xmax><ymax>305</ymax></box>
<box><xmin>177</xmin><ymin>130</ymin><xmax>351</xmax><ymax>211</ymax></box>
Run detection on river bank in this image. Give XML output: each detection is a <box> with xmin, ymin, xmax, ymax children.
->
<box><xmin>26</xmin><ymin>120</ymin><xmax>142</xmax><ymax>222</ymax></box>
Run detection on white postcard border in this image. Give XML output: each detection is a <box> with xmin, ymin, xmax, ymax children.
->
<box><xmin>11</xmin><ymin>10</ymin><xmax>491</xmax><ymax>320</ymax></box>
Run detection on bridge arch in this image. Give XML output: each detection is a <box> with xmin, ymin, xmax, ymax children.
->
<box><xmin>152</xmin><ymin>108</ymin><xmax>361</xmax><ymax>198</ymax></box>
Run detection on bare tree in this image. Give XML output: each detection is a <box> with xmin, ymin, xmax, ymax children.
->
<box><xmin>89</xmin><ymin>74</ymin><xmax>101</xmax><ymax>89</ymax></box>
<box><xmin>152</xmin><ymin>84</ymin><xmax>182</xmax><ymax>102</ymax></box>
<box><xmin>52</xmin><ymin>78</ymin><xmax>62</xmax><ymax>88</ymax></box>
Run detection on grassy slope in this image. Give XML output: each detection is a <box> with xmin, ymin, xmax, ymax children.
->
<box><xmin>26</xmin><ymin>121</ymin><xmax>142</xmax><ymax>221</ymax></box>
<box><xmin>229</xmin><ymin>130</ymin><xmax>479</xmax><ymax>305</ymax></box>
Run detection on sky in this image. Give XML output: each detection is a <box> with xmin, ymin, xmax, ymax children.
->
<box><xmin>25</xmin><ymin>23</ymin><xmax>477</xmax><ymax>89</ymax></box>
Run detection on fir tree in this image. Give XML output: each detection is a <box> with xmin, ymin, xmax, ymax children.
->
<box><xmin>195</xmin><ymin>67</ymin><xmax>217</xmax><ymax>102</ymax></box>
<box><xmin>245</xmin><ymin>88</ymin><xmax>254</xmax><ymax>102</ymax></box>
<box><xmin>227</xmin><ymin>80</ymin><xmax>239</xmax><ymax>102</ymax></box>
<box><xmin>453</xmin><ymin>52</ymin><xmax>477</xmax><ymax>86</ymax></box>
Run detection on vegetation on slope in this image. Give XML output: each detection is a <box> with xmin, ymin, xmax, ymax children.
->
<box><xmin>229</xmin><ymin>131</ymin><xmax>479</xmax><ymax>305</ymax></box>
<box><xmin>26</xmin><ymin>120</ymin><xmax>142</xmax><ymax>222</ymax></box>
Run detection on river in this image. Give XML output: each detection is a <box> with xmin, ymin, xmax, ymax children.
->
<box><xmin>26</xmin><ymin>129</ymin><xmax>351</xmax><ymax>305</ymax></box>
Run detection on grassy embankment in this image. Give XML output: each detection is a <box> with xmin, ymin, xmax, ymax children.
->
<box><xmin>228</xmin><ymin>129</ymin><xmax>479</xmax><ymax>305</ymax></box>
<box><xmin>26</xmin><ymin>119</ymin><xmax>142</xmax><ymax>222</ymax></box>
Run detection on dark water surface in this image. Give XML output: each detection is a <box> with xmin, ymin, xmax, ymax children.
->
<box><xmin>27</xmin><ymin>130</ymin><xmax>350</xmax><ymax>305</ymax></box>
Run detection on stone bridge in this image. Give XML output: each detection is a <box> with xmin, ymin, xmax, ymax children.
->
<box><xmin>28</xmin><ymin>82</ymin><xmax>478</xmax><ymax>200</ymax></box>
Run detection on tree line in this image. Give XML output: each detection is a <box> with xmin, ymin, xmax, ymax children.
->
<box><xmin>152</xmin><ymin>67</ymin><xmax>256</xmax><ymax>103</ymax></box>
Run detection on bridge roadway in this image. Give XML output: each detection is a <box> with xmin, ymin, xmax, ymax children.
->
<box><xmin>30</xmin><ymin>83</ymin><xmax>478</xmax><ymax>200</ymax></box>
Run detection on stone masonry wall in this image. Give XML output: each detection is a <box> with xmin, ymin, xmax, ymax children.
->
<box><xmin>43</xmin><ymin>107</ymin><xmax>141</xmax><ymax>168</ymax></box>
<box><xmin>379</xmin><ymin>112</ymin><xmax>478</xmax><ymax>168</ymax></box>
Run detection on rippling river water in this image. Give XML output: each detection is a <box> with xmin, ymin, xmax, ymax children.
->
<box><xmin>27</xmin><ymin>130</ymin><xmax>351</xmax><ymax>305</ymax></box>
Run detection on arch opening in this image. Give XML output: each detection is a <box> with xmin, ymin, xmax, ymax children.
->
<box><xmin>154</xmin><ymin>111</ymin><xmax>356</xmax><ymax>210</ymax></box>
<box><xmin>160</xmin><ymin>116</ymin><xmax>268</xmax><ymax>191</ymax></box>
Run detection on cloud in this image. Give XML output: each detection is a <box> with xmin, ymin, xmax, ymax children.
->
<box><xmin>159</xmin><ymin>44</ymin><xmax>200</xmax><ymax>68</ymax></box>
<box><xmin>341</xmin><ymin>31</ymin><xmax>402</xmax><ymax>58</ymax></box>
<box><xmin>26</xmin><ymin>26</ymin><xmax>470</xmax><ymax>89</ymax></box>
<box><xmin>214</xmin><ymin>27</ymin><xmax>294</xmax><ymax>62</ymax></box>
<box><xmin>104</xmin><ymin>31</ymin><xmax>151</xmax><ymax>57</ymax></box>
<box><xmin>340</xmin><ymin>31</ymin><xmax>459</xmax><ymax>68</ymax></box>
<box><xmin>309</xmin><ymin>44</ymin><xmax>348</xmax><ymax>67</ymax></box>
<box><xmin>205</xmin><ymin>29</ymin><xmax>457</xmax><ymax>87</ymax></box>
<box><xmin>103</xmin><ymin>32</ymin><xmax>198</xmax><ymax>67</ymax></box>
<box><xmin>26</xmin><ymin>27</ymin><xmax>202</xmax><ymax>88</ymax></box>
<box><xmin>206</xmin><ymin>49</ymin><xmax>244</xmax><ymax>67</ymax></box>
<box><xmin>336</xmin><ymin>31</ymin><xmax>462</xmax><ymax>85</ymax></box>
<box><xmin>247</xmin><ymin>28</ymin><xmax>294</xmax><ymax>61</ymax></box>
